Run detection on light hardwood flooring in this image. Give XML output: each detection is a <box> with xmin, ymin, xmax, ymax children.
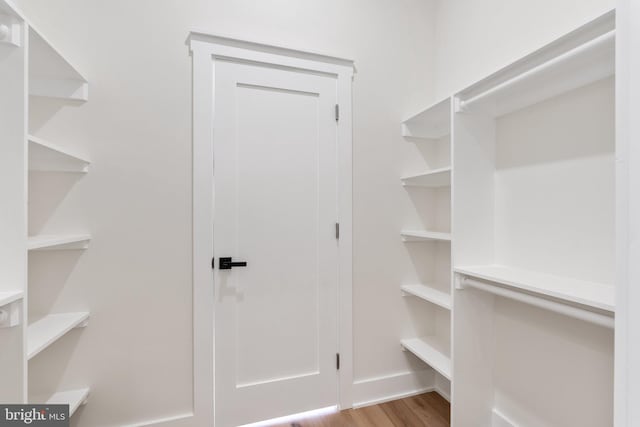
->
<box><xmin>270</xmin><ymin>392</ymin><xmax>450</xmax><ymax>427</ymax></box>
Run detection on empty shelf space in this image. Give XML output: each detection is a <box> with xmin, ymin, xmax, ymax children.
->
<box><xmin>401</xmin><ymin>336</ymin><xmax>451</xmax><ymax>380</ymax></box>
<box><xmin>402</xmin><ymin>97</ymin><xmax>451</xmax><ymax>139</ymax></box>
<box><xmin>31</xmin><ymin>388</ymin><xmax>89</xmax><ymax>417</ymax></box>
<box><xmin>27</xmin><ymin>312</ymin><xmax>89</xmax><ymax>359</ymax></box>
<box><xmin>0</xmin><ymin>290</ymin><xmax>23</xmax><ymax>307</ymax></box>
<box><xmin>0</xmin><ymin>0</ymin><xmax>86</xmax><ymax>91</ymax></box>
<box><xmin>29</xmin><ymin>135</ymin><xmax>90</xmax><ymax>172</ymax></box>
<box><xmin>401</xmin><ymin>284</ymin><xmax>451</xmax><ymax>310</ymax></box>
<box><xmin>401</xmin><ymin>230</ymin><xmax>451</xmax><ymax>242</ymax></box>
<box><xmin>28</xmin><ymin>27</ymin><xmax>88</xmax><ymax>101</ymax></box>
<box><xmin>457</xmin><ymin>30</ymin><xmax>614</xmax><ymax>117</ymax></box>
<box><xmin>455</xmin><ymin>265</ymin><xmax>614</xmax><ymax>312</ymax></box>
<box><xmin>401</xmin><ymin>167</ymin><xmax>451</xmax><ymax>188</ymax></box>
<box><xmin>28</xmin><ymin>234</ymin><xmax>91</xmax><ymax>251</ymax></box>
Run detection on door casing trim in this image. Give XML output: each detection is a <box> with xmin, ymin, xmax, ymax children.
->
<box><xmin>189</xmin><ymin>33</ymin><xmax>355</xmax><ymax>427</ymax></box>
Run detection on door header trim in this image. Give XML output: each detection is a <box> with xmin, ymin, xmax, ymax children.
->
<box><xmin>189</xmin><ymin>31</ymin><xmax>355</xmax><ymax>77</ymax></box>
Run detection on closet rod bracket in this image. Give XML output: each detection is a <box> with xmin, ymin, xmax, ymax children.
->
<box><xmin>0</xmin><ymin>301</ymin><xmax>21</xmax><ymax>328</ymax></box>
<box><xmin>0</xmin><ymin>14</ymin><xmax>21</xmax><ymax>47</ymax></box>
<box><xmin>453</xmin><ymin>97</ymin><xmax>466</xmax><ymax>113</ymax></box>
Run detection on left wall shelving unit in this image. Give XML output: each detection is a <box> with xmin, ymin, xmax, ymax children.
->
<box><xmin>0</xmin><ymin>0</ymin><xmax>90</xmax><ymax>414</ymax></box>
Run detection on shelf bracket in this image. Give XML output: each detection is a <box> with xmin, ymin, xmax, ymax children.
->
<box><xmin>0</xmin><ymin>14</ymin><xmax>21</xmax><ymax>47</ymax></box>
<box><xmin>0</xmin><ymin>301</ymin><xmax>21</xmax><ymax>328</ymax></box>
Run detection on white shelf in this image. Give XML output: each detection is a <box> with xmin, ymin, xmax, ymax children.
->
<box><xmin>401</xmin><ymin>230</ymin><xmax>451</xmax><ymax>242</ymax></box>
<box><xmin>401</xmin><ymin>336</ymin><xmax>451</xmax><ymax>380</ymax></box>
<box><xmin>401</xmin><ymin>284</ymin><xmax>451</xmax><ymax>310</ymax></box>
<box><xmin>455</xmin><ymin>265</ymin><xmax>614</xmax><ymax>312</ymax></box>
<box><xmin>27</xmin><ymin>312</ymin><xmax>89</xmax><ymax>359</ymax></box>
<box><xmin>457</xmin><ymin>30</ymin><xmax>615</xmax><ymax>117</ymax></box>
<box><xmin>0</xmin><ymin>290</ymin><xmax>23</xmax><ymax>307</ymax></box>
<box><xmin>31</xmin><ymin>388</ymin><xmax>89</xmax><ymax>416</ymax></box>
<box><xmin>29</xmin><ymin>135</ymin><xmax>90</xmax><ymax>173</ymax></box>
<box><xmin>402</xmin><ymin>97</ymin><xmax>451</xmax><ymax>139</ymax></box>
<box><xmin>401</xmin><ymin>167</ymin><xmax>451</xmax><ymax>188</ymax></box>
<box><xmin>28</xmin><ymin>234</ymin><xmax>91</xmax><ymax>251</ymax></box>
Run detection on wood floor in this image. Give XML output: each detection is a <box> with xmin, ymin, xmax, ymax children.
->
<box><xmin>271</xmin><ymin>392</ymin><xmax>450</xmax><ymax>427</ymax></box>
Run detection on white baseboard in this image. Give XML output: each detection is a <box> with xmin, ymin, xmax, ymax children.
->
<box><xmin>434</xmin><ymin>373</ymin><xmax>451</xmax><ymax>402</ymax></box>
<box><xmin>434</xmin><ymin>385</ymin><xmax>450</xmax><ymax>402</ymax></box>
<box><xmin>492</xmin><ymin>408</ymin><xmax>517</xmax><ymax>427</ymax></box>
<box><xmin>122</xmin><ymin>413</ymin><xmax>193</xmax><ymax>427</ymax></box>
<box><xmin>352</xmin><ymin>370</ymin><xmax>435</xmax><ymax>408</ymax></box>
<box><xmin>127</xmin><ymin>371</ymin><xmax>437</xmax><ymax>425</ymax></box>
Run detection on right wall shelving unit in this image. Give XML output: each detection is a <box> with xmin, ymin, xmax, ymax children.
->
<box><xmin>451</xmin><ymin>9</ymin><xmax>615</xmax><ymax>427</ymax></box>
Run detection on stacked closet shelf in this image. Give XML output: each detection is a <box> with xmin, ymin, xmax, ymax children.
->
<box><xmin>0</xmin><ymin>0</ymin><xmax>91</xmax><ymax>416</ymax></box>
<box><xmin>452</xmin><ymin>10</ymin><xmax>615</xmax><ymax>427</ymax></box>
<box><xmin>399</xmin><ymin>97</ymin><xmax>453</xmax><ymax>396</ymax></box>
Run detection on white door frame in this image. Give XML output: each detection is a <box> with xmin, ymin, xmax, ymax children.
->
<box><xmin>188</xmin><ymin>33</ymin><xmax>355</xmax><ymax>427</ymax></box>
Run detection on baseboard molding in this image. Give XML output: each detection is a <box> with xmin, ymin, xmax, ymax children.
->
<box><xmin>128</xmin><ymin>371</ymin><xmax>437</xmax><ymax>424</ymax></box>
<box><xmin>434</xmin><ymin>385</ymin><xmax>450</xmax><ymax>402</ymax></box>
<box><xmin>434</xmin><ymin>373</ymin><xmax>451</xmax><ymax>402</ymax></box>
<box><xmin>352</xmin><ymin>370</ymin><xmax>435</xmax><ymax>408</ymax></box>
<box><xmin>492</xmin><ymin>409</ymin><xmax>517</xmax><ymax>427</ymax></box>
<box><xmin>122</xmin><ymin>413</ymin><xmax>193</xmax><ymax>427</ymax></box>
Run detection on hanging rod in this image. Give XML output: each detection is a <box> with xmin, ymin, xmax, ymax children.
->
<box><xmin>456</xmin><ymin>30</ymin><xmax>615</xmax><ymax>113</ymax></box>
<box><xmin>459</xmin><ymin>276</ymin><xmax>614</xmax><ymax>329</ymax></box>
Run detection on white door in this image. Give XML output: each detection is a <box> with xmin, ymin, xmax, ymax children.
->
<box><xmin>213</xmin><ymin>60</ymin><xmax>339</xmax><ymax>427</ymax></box>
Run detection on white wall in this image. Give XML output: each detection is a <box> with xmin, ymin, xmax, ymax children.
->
<box><xmin>14</xmin><ymin>0</ymin><xmax>438</xmax><ymax>425</ymax></box>
<box><xmin>432</xmin><ymin>0</ymin><xmax>615</xmax><ymax>99</ymax></box>
<box><xmin>495</xmin><ymin>77</ymin><xmax>615</xmax><ymax>285</ymax></box>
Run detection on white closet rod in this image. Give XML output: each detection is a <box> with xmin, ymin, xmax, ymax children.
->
<box><xmin>460</xmin><ymin>277</ymin><xmax>614</xmax><ymax>329</ymax></box>
<box><xmin>457</xmin><ymin>30</ymin><xmax>615</xmax><ymax>112</ymax></box>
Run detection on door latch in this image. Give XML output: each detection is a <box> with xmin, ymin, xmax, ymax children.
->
<box><xmin>218</xmin><ymin>257</ymin><xmax>248</xmax><ymax>270</ymax></box>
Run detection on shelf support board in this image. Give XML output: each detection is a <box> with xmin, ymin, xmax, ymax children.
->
<box><xmin>28</xmin><ymin>135</ymin><xmax>91</xmax><ymax>173</ymax></box>
<box><xmin>27</xmin><ymin>313</ymin><xmax>90</xmax><ymax>360</ymax></box>
<box><xmin>458</xmin><ymin>30</ymin><xmax>615</xmax><ymax>115</ymax></box>
<box><xmin>28</xmin><ymin>235</ymin><xmax>91</xmax><ymax>251</ymax></box>
<box><xmin>30</xmin><ymin>78</ymin><xmax>89</xmax><ymax>102</ymax></box>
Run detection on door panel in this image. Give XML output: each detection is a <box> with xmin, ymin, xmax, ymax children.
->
<box><xmin>235</xmin><ymin>82</ymin><xmax>320</xmax><ymax>386</ymax></box>
<box><xmin>214</xmin><ymin>60</ymin><xmax>339</xmax><ymax>427</ymax></box>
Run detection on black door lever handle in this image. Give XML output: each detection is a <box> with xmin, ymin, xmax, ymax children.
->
<box><xmin>218</xmin><ymin>257</ymin><xmax>248</xmax><ymax>270</ymax></box>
